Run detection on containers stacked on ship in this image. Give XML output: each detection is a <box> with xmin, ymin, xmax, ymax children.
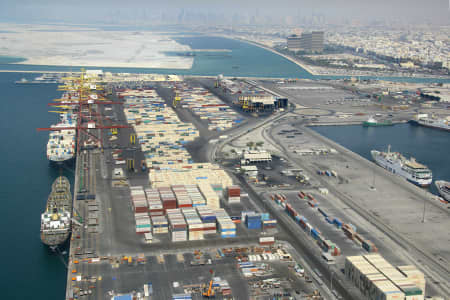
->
<box><xmin>198</xmin><ymin>183</ymin><xmax>220</xmax><ymax>209</ymax></box>
<box><xmin>196</xmin><ymin>206</ymin><xmax>217</xmax><ymax>235</ymax></box>
<box><xmin>185</xmin><ymin>184</ymin><xmax>206</xmax><ymax>207</ymax></box>
<box><xmin>245</xmin><ymin>212</ymin><xmax>262</xmax><ymax>229</ymax></box>
<box><xmin>182</xmin><ymin>208</ymin><xmax>204</xmax><ymax>241</ymax></box>
<box><xmin>159</xmin><ymin>187</ymin><xmax>177</xmax><ymax>212</ymax></box>
<box><xmin>227</xmin><ymin>185</ymin><xmax>241</xmax><ymax>204</ymax></box>
<box><xmin>215</xmin><ymin>209</ymin><xmax>236</xmax><ymax>238</ymax></box>
<box><xmin>145</xmin><ymin>188</ymin><xmax>164</xmax><ymax>217</ymax></box>
<box><xmin>172</xmin><ymin>185</ymin><xmax>193</xmax><ymax>208</ymax></box>
<box><xmin>167</xmin><ymin>209</ymin><xmax>187</xmax><ymax>242</ymax></box>
<box><xmin>131</xmin><ymin>186</ymin><xmax>148</xmax><ymax>213</ymax></box>
<box><xmin>151</xmin><ymin>215</ymin><xmax>169</xmax><ymax>234</ymax></box>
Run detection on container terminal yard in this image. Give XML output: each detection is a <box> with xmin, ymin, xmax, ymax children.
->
<box><xmin>34</xmin><ymin>70</ymin><xmax>447</xmax><ymax>299</ymax></box>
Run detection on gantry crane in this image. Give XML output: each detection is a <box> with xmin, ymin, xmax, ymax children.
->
<box><xmin>37</xmin><ymin>69</ymin><xmax>128</xmax><ymax>153</ymax></box>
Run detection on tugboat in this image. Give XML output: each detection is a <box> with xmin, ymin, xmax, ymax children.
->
<box><xmin>363</xmin><ymin>116</ymin><xmax>393</xmax><ymax>127</ymax></box>
<box><xmin>40</xmin><ymin>176</ymin><xmax>72</xmax><ymax>249</ymax></box>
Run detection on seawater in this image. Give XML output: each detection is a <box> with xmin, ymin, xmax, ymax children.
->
<box><xmin>0</xmin><ymin>35</ymin><xmax>449</xmax><ymax>83</ymax></box>
<box><xmin>310</xmin><ymin>123</ymin><xmax>450</xmax><ymax>195</ymax></box>
<box><xmin>0</xmin><ymin>72</ymin><xmax>73</xmax><ymax>299</ymax></box>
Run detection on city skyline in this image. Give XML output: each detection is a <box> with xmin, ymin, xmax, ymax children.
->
<box><xmin>0</xmin><ymin>0</ymin><xmax>449</xmax><ymax>26</ymax></box>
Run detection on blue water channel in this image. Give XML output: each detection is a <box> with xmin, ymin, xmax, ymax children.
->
<box><xmin>0</xmin><ymin>72</ymin><xmax>73</xmax><ymax>299</ymax></box>
<box><xmin>310</xmin><ymin>124</ymin><xmax>450</xmax><ymax>195</ymax></box>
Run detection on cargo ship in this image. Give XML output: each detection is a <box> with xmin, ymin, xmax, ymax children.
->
<box><xmin>371</xmin><ymin>146</ymin><xmax>432</xmax><ymax>187</ymax></box>
<box><xmin>46</xmin><ymin>113</ymin><xmax>77</xmax><ymax>164</ymax></box>
<box><xmin>40</xmin><ymin>176</ymin><xmax>72</xmax><ymax>248</ymax></box>
<box><xmin>435</xmin><ymin>181</ymin><xmax>450</xmax><ymax>202</ymax></box>
<box><xmin>363</xmin><ymin>116</ymin><xmax>393</xmax><ymax>127</ymax></box>
<box><xmin>416</xmin><ymin>115</ymin><xmax>450</xmax><ymax>131</ymax></box>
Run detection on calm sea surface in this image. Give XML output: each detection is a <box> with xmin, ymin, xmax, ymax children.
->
<box><xmin>0</xmin><ymin>72</ymin><xmax>73</xmax><ymax>298</ymax></box>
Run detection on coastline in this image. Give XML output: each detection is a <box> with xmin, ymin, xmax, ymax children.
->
<box><xmin>222</xmin><ymin>35</ymin><xmax>318</xmax><ymax>76</ymax></box>
<box><xmin>222</xmin><ymin>35</ymin><xmax>450</xmax><ymax>81</ymax></box>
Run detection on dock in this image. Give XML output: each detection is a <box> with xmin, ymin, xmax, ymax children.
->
<box><xmin>59</xmin><ymin>73</ymin><xmax>448</xmax><ymax>299</ymax></box>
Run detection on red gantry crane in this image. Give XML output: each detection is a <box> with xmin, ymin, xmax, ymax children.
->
<box><xmin>37</xmin><ymin>69</ymin><xmax>128</xmax><ymax>153</ymax></box>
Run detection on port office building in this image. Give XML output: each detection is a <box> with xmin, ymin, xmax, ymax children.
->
<box><xmin>287</xmin><ymin>31</ymin><xmax>324</xmax><ymax>53</ymax></box>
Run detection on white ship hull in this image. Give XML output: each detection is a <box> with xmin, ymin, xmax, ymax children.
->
<box><xmin>371</xmin><ymin>150</ymin><xmax>432</xmax><ymax>187</ymax></box>
<box><xmin>417</xmin><ymin>118</ymin><xmax>450</xmax><ymax>131</ymax></box>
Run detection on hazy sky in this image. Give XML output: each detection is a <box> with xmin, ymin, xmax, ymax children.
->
<box><xmin>1</xmin><ymin>0</ymin><xmax>449</xmax><ymax>25</ymax></box>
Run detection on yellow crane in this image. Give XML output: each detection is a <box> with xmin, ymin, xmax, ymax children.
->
<box><xmin>172</xmin><ymin>91</ymin><xmax>181</xmax><ymax>107</ymax></box>
<box><xmin>202</xmin><ymin>270</ymin><xmax>215</xmax><ymax>298</ymax></box>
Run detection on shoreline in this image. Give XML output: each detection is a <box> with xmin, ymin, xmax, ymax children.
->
<box><xmin>223</xmin><ymin>36</ymin><xmax>318</xmax><ymax>76</ymax></box>
<box><xmin>223</xmin><ymin>35</ymin><xmax>450</xmax><ymax>81</ymax></box>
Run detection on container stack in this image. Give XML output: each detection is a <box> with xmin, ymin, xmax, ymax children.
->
<box><xmin>397</xmin><ymin>266</ymin><xmax>426</xmax><ymax>295</ymax></box>
<box><xmin>172</xmin><ymin>185</ymin><xmax>193</xmax><ymax>208</ymax></box>
<box><xmin>145</xmin><ymin>188</ymin><xmax>164</xmax><ymax>217</ymax></box>
<box><xmin>135</xmin><ymin>213</ymin><xmax>151</xmax><ymax>234</ymax></box>
<box><xmin>345</xmin><ymin>254</ymin><xmax>425</xmax><ymax>300</ymax></box>
<box><xmin>215</xmin><ymin>209</ymin><xmax>236</xmax><ymax>238</ymax></box>
<box><xmin>130</xmin><ymin>186</ymin><xmax>147</xmax><ymax>213</ymax></box>
<box><xmin>172</xmin><ymin>293</ymin><xmax>192</xmax><ymax>300</ymax></box>
<box><xmin>227</xmin><ymin>185</ymin><xmax>241</xmax><ymax>204</ymax></box>
<box><xmin>159</xmin><ymin>187</ymin><xmax>177</xmax><ymax>212</ymax></box>
<box><xmin>185</xmin><ymin>184</ymin><xmax>206</xmax><ymax>207</ymax></box>
<box><xmin>151</xmin><ymin>215</ymin><xmax>169</xmax><ymax>234</ymax></box>
<box><xmin>199</xmin><ymin>183</ymin><xmax>220</xmax><ymax>209</ymax></box>
<box><xmin>196</xmin><ymin>206</ymin><xmax>217</xmax><ymax>235</ymax></box>
<box><xmin>167</xmin><ymin>209</ymin><xmax>188</xmax><ymax>242</ymax></box>
<box><xmin>245</xmin><ymin>212</ymin><xmax>262</xmax><ymax>229</ymax></box>
<box><xmin>259</xmin><ymin>236</ymin><xmax>275</xmax><ymax>246</ymax></box>
<box><xmin>262</xmin><ymin>219</ymin><xmax>277</xmax><ymax>229</ymax></box>
<box><xmin>212</xmin><ymin>277</ymin><xmax>232</xmax><ymax>296</ymax></box>
<box><xmin>182</xmin><ymin>208</ymin><xmax>204</xmax><ymax>240</ymax></box>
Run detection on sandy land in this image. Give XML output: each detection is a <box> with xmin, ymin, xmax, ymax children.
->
<box><xmin>0</xmin><ymin>23</ymin><xmax>193</xmax><ymax>69</ymax></box>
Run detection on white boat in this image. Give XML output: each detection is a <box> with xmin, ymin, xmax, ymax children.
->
<box><xmin>417</xmin><ymin>116</ymin><xmax>450</xmax><ymax>131</ymax></box>
<box><xmin>435</xmin><ymin>181</ymin><xmax>450</xmax><ymax>202</ymax></box>
<box><xmin>371</xmin><ymin>146</ymin><xmax>432</xmax><ymax>187</ymax></box>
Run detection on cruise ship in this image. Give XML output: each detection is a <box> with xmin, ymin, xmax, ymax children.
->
<box><xmin>435</xmin><ymin>181</ymin><xmax>450</xmax><ymax>202</ymax></box>
<box><xmin>40</xmin><ymin>176</ymin><xmax>72</xmax><ymax>248</ymax></box>
<box><xmin>371</xmin><ymin>146</ymin><xmax>432</xmax><ymax>187</ymax></box>
<box><xmin>46</xmin><ymin>113</ymin><xmax>77</xmax><ymax>163</ymax></box>
<box><xmin>416</xmin><ymin>116</ymin><xmax>450</xmax><ymax>131</ymax></box>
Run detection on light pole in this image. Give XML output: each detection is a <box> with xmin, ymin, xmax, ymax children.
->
<box><xmin>330</xmin><ymin>270</ymin><xmax>334</xmax><ymax>293</ymax></box>
<box><xmin>422</xmin><ymin>197</ymin><xmax>426</xmax><ymax>223</ymax></box>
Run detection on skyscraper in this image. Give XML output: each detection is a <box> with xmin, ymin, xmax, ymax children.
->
<box><xmin>287</xmin><ymin>31</ymin><xmax>324</xmax><ymax>53</ymax></box>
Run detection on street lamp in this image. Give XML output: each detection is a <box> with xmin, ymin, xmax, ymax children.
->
<box><xmin>330</xmin><ymin>271</ymin><xmax>334</xmax><ymax>293</ymax></box>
